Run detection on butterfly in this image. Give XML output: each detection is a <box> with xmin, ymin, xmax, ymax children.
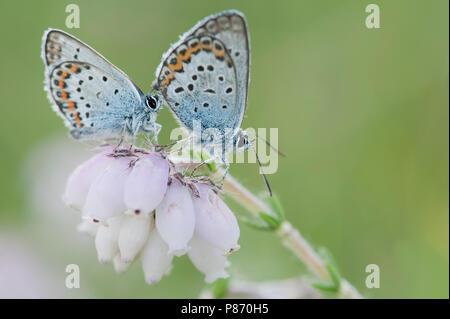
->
<box><xmin>42</xmin><ymin>29</ymin><xmax>162</xmax><ymax>142</ymax></box>
<box><xmin>153</xmin><ymin>10</ymin><xmax>257</xmax><ymax>181</ymax></box>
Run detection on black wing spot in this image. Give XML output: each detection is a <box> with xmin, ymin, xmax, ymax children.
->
<box><xmin>204</xmin><ymin>89</ymin><xmax>216</xmax><ymax>94</ymax></box>
<box><xmin>106</xmin><ymin>102</ymin><xmax>110</xmax><ymax>106</ymax></box>
<box><xmin>222</xmin><ymin>105</ymin><xmax>227</xmax><ymax>109</ymax></box>
<box><xmin>218</xmin><ymin>76</ymin><xmax>224</xmax><ymax>81</ymax></box>
<box><xmin>80</xmin><ymin>96</ymin><xmax>84</xmax><ymax>100</ymax></box>
<box><xmin>74</xmin><ymin>54</ymin><xmax>78</xmax><ymax>59</ymax></box>
<box><xmin>194</xmin><ymin>107</ymin><xmax>198</xmax><ymax>112</ymax></box>
<box><xmin>175</xmin><ymin>102</ymin><xmax>180</xmax><ymax>106</ymax></box>
<box><xmin>76</xmin><ymin>48</ymin><xmax>80</xmax><ymax>52</ymax></box>
<box><xmin>56</xmin><ymin>70</ymin><xmax>62</xmax><ymax>76</ymax></box>
<box><xmin>102</xmin><ymin>76</ymin><xmax>107</xmax><ymax>82</ymax></box>
<box><xmin>226</xmin><ymin>87</ymin><xmax>233</xmax><ymax>93</ymax></box>
<box><xmin>197</xmin><ymin>66</ymin><xmax>204</xmax><ymax>71</ymax></box>
<box><xmin>65</xmin><ymin>63</ymin><xmax>72</xmax><ymax>69</ymax></box>
<box><xmin>85</xmin><ymin>65</ymin><xmax>91</xmax><ymax>70</ymax></box>
<box><xmin>203</xmin><ymin>102</ymin><xmax>209</xmax><ymax>107</ymax></box>
<box><xmin>235</xmin><ymin>52</ymin><xmax>240</xmax><ymax>57</ymax></box>
<box><xmin>76</xmin><ymin>88</ymin><xmax>81</xmax><ymax>92</ymax></box>
<box><xmin>79</xmin><ymin>80</ymin><xmax>83</xmax><ymax>85</ymax></box>
<box><xmin>88</xmin><ymin>76</ymin><xmax>93</xmax><ymax>80</ymax></box>
<box><xmin>90</xmin><ymin>123</ymin><xmax>94</xmax><ymax>127</ymax></box>
<box><xmin>192</xmin><ymin>75</ymin><xmax>197</xmax><ymax>80</ymax></box>
<box><xmin>207</xmin><ymin>65</ymin><xmax>214</xmax><ymax>71</ymax></box>
<box><xmin>175</xmin><ymin>87</ymin><xmax>184</xmax><ymax>93</ymax></box>
<box><xmin>85</xmin><ymin>112</ymin><xmax>90</xmax><ymax>118</ymax></box>
<box><xmin>114</xmin><ymin>89</ymin><xmax>119</xmax><ymax>94</ymax></box>
<box><xmin>188</xmin><ymin>84</ymin><xmax>194</xmax><ymax>91</ymax></box>
<box><xmin>86</xmin><ymin>103</ymin><xmax>91</xmax><ymax>108</ymax></box>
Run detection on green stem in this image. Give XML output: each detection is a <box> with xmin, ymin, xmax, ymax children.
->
<box><xmin>222</xmin><ymin>173</ymin><xmax>363</xmax><ymax>299</ymax></box>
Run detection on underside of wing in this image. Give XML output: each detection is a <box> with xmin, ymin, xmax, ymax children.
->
<box><xmin>42</xmin><ymin>29</ymin><xmax>141</xmax><ymax>93</ymax></box>
<box><xmin>155</xmin><ymin>10</ymin><xmax>250</xmax><ymax>130</ymax></box>
<box><xmin>156</xmin><ymin>35</ymin><xmax>239</xmax><ymax>135</ymax></box>
<box><xmin>47</xmin><ymin>61</ymin><xmax>144</xmax><ymax>139</ymax></box>
<box><xmin>41</xmin><ymin>30</ymin><xmax>146</xmax><ymax>139</ymax></box>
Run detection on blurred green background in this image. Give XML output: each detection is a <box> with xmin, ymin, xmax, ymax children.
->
<box><xmin>0</xmin><ymin>0</ymin><xmax>448</xmax><ymax>298</ymax></box>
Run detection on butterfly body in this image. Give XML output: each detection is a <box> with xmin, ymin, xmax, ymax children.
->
<box><xmin>42</xmin><ymin>29</ymin><xmax>161</xmax><ymax>141</ymax></box>
<box><xmin>154</xmin><ymin>10</ymin><xmax>250</xmax><ymax>158</ymax></box>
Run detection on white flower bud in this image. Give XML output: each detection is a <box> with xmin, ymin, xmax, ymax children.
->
<box><xmin>192</xmin><ymin>184</ymin><xmax>240</xmax><ymax>255</ymax></box>
<box><xmin>63</xmin><ymin>147</ymin><xmax>114</xmax><ymax>210</ymax></box>
<box><xmin>83</xmin><ymin>156</ymin><xmax>131</xmax><ymax>221</ymax></box>
<box><xmin>113</xmin><ymin>254</ymin><xmax>131</xmax><ymax>274</ymax></box>
<box><xmin>124</xmin><ymin>154</ymin><xmax>169</xmax><ymax>215</ymax></box>
<box><xmin>95</xmin><ymin>216</ymin><xmax>123</xmax><ymax>264</ymax></box>
<box><xmin>141</xmin><ymin>228</ymin><xmax>173</xmax><ymax>285</ymax></box>
<box><xmin>155</xmin><ymin>180</ymin><xmax>195</xmax><ymax>256</ymax></box>
<box><xmin>118</xmin><ymin>215</ymin><xmax>152</xmax><ymax>263</ymax></box>
<box><xmin>76</xmin><ymin>219</ymin><xmax>99</xmax><ymax>236</ymax></box>
<box><xmin>188</xmin><ymin>235</ymin><xmax>230</xmax><ymax>283</ymax></box>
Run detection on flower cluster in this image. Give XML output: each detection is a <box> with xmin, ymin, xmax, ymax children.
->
<box><xmin>64</xmin><ymin>146</ymin><xmax>240</xmax><ymax>284</ymax></box>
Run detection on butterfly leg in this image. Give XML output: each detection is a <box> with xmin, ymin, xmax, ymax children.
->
<box><xmin>190</xmin><ymin>157</ymin><xmax>215</xmax><ymax>176</ymax></box>
<box><xmin>219</xmin><ymin>159</ymin><xmax>230</xmax><ymax>187</ymax></box>
<box><xmin>113</xmin><ymin>137</ymin><xmax>124</xmax><ymax>153</ymax></box>
<box><xmin>152</xmin><ymin>123</ymin><xmax>162</xmax><ymax>146</ymax></box>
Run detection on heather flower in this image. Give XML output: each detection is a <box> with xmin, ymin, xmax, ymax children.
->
<box><xmin>124</xmin><ymin>154</ymin><xmax>169</xmax><ymax>215</ymax></box>
<box><xmin>63</xmin><ymin>146</ymin><xmax>240</xmax><ymax>284</ymax></box>
<box><xmin>192</xmin><ymin>183</ymin><xmax>240</xmax><ymax>255</ymax></box>
<box><xmin>63</xmin><ymin>146</ymin><xmax>115</xmax><ymax>210</ymax></box>
<box><xmin>188</xmin><ymin>235</ymin><xmax>231</xmax><ymax>283</ymax></box>
<box><xmin>155</xmin><ymin>179</ymin><xmax>195</xmax><ymax>256</ymax></box>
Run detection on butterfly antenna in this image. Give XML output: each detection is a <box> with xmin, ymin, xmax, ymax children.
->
<box><xmin>254</xmin><ymin>150</ymin><xmax>273</xmax><ymax>197</ymax></box>
<box><xmin>256</xmin><ymin>133</ymin><xmax>286</xmax><ymax>157</ymax></box>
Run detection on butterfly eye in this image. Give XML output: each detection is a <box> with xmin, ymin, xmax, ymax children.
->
<box><xmin>146</xmin><ymin>95</ymin><xmax>158</xmax><ymax>110</ymax></box>
<box><xmin>237</xmin><ymin>135</ymin><xmax>247</xmax><ymax>148</ymax></box>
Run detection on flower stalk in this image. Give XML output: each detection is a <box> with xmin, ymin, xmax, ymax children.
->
<box><xmin>219</xmin><ymin>171</ymin><xmax>363</xmax><ymax>299</ymax></box>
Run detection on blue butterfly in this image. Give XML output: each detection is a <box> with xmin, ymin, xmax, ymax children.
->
<box><xmin>153</xmin><ymin>10</ymin><xmax>254</xmax><ymax>175</ymax></box>
<box><xmin>42</xmin><ymin>29</ymin><xmax>162</xmax><ymax>142</ymax></box>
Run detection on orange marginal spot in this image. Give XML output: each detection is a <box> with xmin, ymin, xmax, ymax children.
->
<box><xmin>58</xmin><ymin>80</ymin><xmax>65</xmax><ymax>88</ymax></box>
<box><xmin>214</xmin><ymin>49</ymin><xmax>225</xmax><ymax>60</ymax></box>
<box><xmin>201</xmin><ymin>42</ymin><xmax>212</xmax><ymax>52</ymax></box>
<box><xmin>189</xmin><ymin>45</ymin><xmax>201</xmax><ymax>55</ymax></box>
<box><xmin>70</xmin><ymin>65</ymin><xmax>80</xmax><ymax>73</ymax></box>
<box><xmin>61</xmin><ymin>71</ymin><xmax>69</xmax><ymax>79</ymax></box>
<box><xmin>178</xmin><ymin>51</ymin><xmax>191</xmax><ymax>63</ymax></box>
<box><xmin>61</xmin><ymin>91</ymin><xmax>68</xmax><ymax>100</ymax></box>
<box><xmin>168</xmin><ymin>58</ymin><xmax>183</xmax><ymax>72</ymax></box>
<box><xmin>163</xmin><ymin>73</ymin><xmax>175</xmax><ymax>86</ymax></box>
<box><xmin>74</xmin><ymin>112</ymin><xmax>82</xmax><ymax>127</ymax></box>
<box><xmin>67</xmin><ymin>101</ymin><xmax>75</xmax><ymax>110</ymax></box>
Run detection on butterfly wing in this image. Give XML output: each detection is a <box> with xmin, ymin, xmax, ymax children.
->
<box><xmin>155</xmin><ymin>10</ymin><xmax>249</xmax><ymax>133</ymax></box>
<box><xmin>156</xmin><ymin>35</ymin><xmax>238</xmax><ymax>137</ymax></box>
<box><xmin>42</xmin><ymin>29</ymin><xmax>146</xmax><ymax>139</ymax></box>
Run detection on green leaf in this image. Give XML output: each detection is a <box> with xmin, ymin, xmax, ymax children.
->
<box><xmin>266</xmin><ymin>194</ymin><xmax>286</xmax><ymax>222</ymax></box>
<box><xmin>311</xmin><ymin>248</ymin><xmax>342</xmax><ymax>293</ymax></box>
<box><xmin>259</xmin><ymin>211</ymin><xmax>281</xmax><ymax>230</ymax></box>
<box><xmin>319</xmin><ymin>247</ymin><xmax>341</xmax><ymax>289</ymax></box>
<box><xmin>311</xmin><ymin>281</ymin><xmax>339</xmax><ymax>293</ymax></box>
<box><xmin>236</xmin><ymin>212</ymin><xmax>276</xmax><ymax>231</ymax></box>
